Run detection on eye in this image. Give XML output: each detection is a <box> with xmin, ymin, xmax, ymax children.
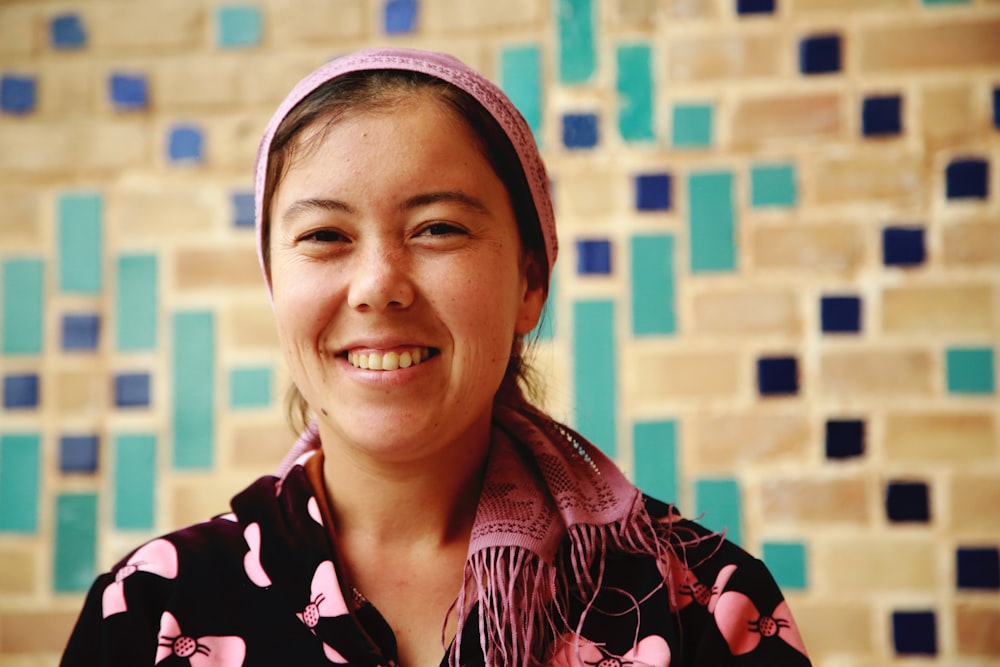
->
<box><xmin>300</xmin><ymin>229</ymin><xmax>348</xmax><ymax>243</ymax></box>
<box><xmin>418</xmin><ymin>222</ymin><xmax>467</xmax><ymax>237</ymax></box>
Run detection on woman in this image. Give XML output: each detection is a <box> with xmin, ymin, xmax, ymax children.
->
<box><xmin>62</xmin><ymin>47</ymin><xmax>811</xmax><ymax>667</ymax></box>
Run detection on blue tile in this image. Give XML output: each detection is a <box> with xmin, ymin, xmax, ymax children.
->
<box><xmin>821</xmin><ymin>295</ymin><xmax>861</xmax><ymax>333</ymax></box>
<box><xmin>217</xmin><ymin>5</ymin><xmax>261</xmax><ymax>47</ymax></box>
<box><xmin>114</xmin><ymin>372</ymin><xmax>150</xmax><ymax>408</ymax></box>
<box><xmin>757</xmin><ymin>356</ymin><xmax>799</xmax><ymax>396</ymax></box>
<box><xmin>737</xmin><ymin>0</ymin><xmax>775</xmax><ymax>13</ymax></box>
<box><xmin>799</xmin><ymin>34</ymin><xmax>842</xmax><ymax>75</ymax></box>
<box><xmin>59</xmin><ymin>435</ymin><xmax>99</xmax><ymax>473</ymax></box>
<box><xmin>688</xmin><ymin>171</ymin><xmax>736</xmax><ymax>272</ymax></box>
<box><xmin>1</xmin><ymin>74</ymin><xmax>36</xmax><ymax>115</ymax></box>
<box><xmin>946</xmin><ymin>158</ymin><xmax>989</xmax><ymax>200</ymax></box>
<box><xmin>577</xmin><ymin>239</ymin><xmax>612</xmax><ymax>275</ymax></box>
<box><xmin>558</xmin><ymin>0</ymin><xmax>596</xmax><ymax>84</ymax></box>
<box><xmin>886</xmin><ymin>481</ymin><xmax>930</xmax><ymax>523</ymax></box>
<box><xmin>174</xmin><ymin>311</ymin><xmax>215</xmax><ymax>469</ymax></box>
<box><xmin>232</xmin><ymin>190</ymin><xmax>255</xmax><ymax>228</ymax></box>
<box><xmin>384</xmin><ymin>0</ymin><xmax>418</xmax><ymax>34</ymax></box>
<box><xmin>957</xmin><ymin>547</ymin><xmax>1000</xmax><ymax>590</ymax></box>
<box><xmin>750</xmin><ymin>163</ymin><xmax>797</xmax><ymax>208</ymax></box>
<box><xmin>3</xmin><ymin>374</ymin><xmax>39</xmax><ymax>409</ymax></box>
<box><xmin>635</xmin><ymin>173</ymin><xmax>672</xmax><ymax>211</ymax></box>
<box><xmin>892</xmin><ymin>611</ymin><xmax>937</xmax><ymax>656</ymax></box>
<box><xmin>573</xmin><ymin>301</ymin><xmax>617</xmax><ymax>457</ymax></box>
<box><xmin>500</xmin><ymin>46</ymin><xmax>542</xmax><ymax>138</ymax></box>
<box><xmin>946</xmin><ymin>347</ymin><xmax>995</xmax><ymax>395</ymax></box>
<box><xmin>993</xmin><ymin>87</ymin><xmax>999</xmax><ymax>130</ymax></box>
<box><xmin>825</xmin><ymin>419</ymin><xmax>865</xmax><ymax>460</ymax></box>
<box><xmin>50</xmin><ymin>13</ymin><xmax>87</xmax><ymax>49</ymax></box>
<box><xmin>695</xmin><ymin>478</ymin><xmax>743</xmax><ymax>546</ymax></box>
<box><xmin>58</xmin><ymin>192</ymin><xmax>103</xmax><ymax>294</ymax></box>
<box><xmin>2</xmin><ymin>258</ymin><xmax>44</xmax><ymax>355</ymax></box>
<box><xmin>562</xmin><ymin>113</ymin><xmax>599</xmax><ymax>149</ymax></box>
<box><xmin>882</xmin><ymin>226</ymin><xmax>925</xmax><ymax>267</ymax></box>
<box><xmin>617</xmin><ymin>44</ymin><xmax>654</xmax><ymax>143</ymax></box>
<box><xmin>0</xmin><ymin>434</ymin><xmax>40</xmax><ymax>533</ymax></box>
<box><xmin>54</xmin><ymin>493</ymin><xmax>97</xmax><ymax>592</ymax></box>
<box><xmin>62</xmin><ymin>313</ymin><xmax>100</xmax><ymax>351</ymax></box>
<box><xmin>168</xmin><ymin>124</ymin><xmax>204</xmax><ymax>163</ymax></box>
<box><xmin>631</xmin><ymin>234</ymin><xmax>676</xmax><ymax>336</ymax></box>
<box><xmin>633</xmin><ymin>421</ymin><xmax>678</xmax><ymax>504</ymax></box>
<box><xmin>109</xmin><ymin>73</ymin><xmax>148</xmax><ymax>111</ymax></box>
<box><xmin>114</xmin><ymin>434</ymin><xmax>156</xmax><ymax>529</ymax></box>
<box><xmin>862</xmin><ymin>95</ymin><xmax>902</xmax><ymax>137</ymax></box>
<box><xmin>762</xmin><ymin>541</ymin><xmax>808</xmax><ymax>590</ymax></box>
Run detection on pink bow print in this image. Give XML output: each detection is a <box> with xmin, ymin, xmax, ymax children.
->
<box><xmin>102</xmin><ymin>539</ymin><xmax>179</xmax><ymax>618</ymax></box>
<box><xmin>713</xmin><ymin>591</ymin><xmax>807</xmax><ymax>657</ymax></box>
<box><xmin>155</xmin><ymin>611</ymin><xmax>246</xmax><ymax>666</ymax></box>
<box><xmin>546</xmin><ymin>633</ymin><xmax>671</xmax><ymax>667</ymax></box>
<box><xmin>297</xmin><ymin>560</ymin><xmax>350</xmax><ymax>663</ymax></box>
<box><xmin>243</xmin><ymin>523</ymin><xmax>272</xmax><ymax>588</ymax></box>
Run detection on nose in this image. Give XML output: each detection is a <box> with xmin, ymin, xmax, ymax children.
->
<box><xmin>346</xmin><ymin>242</ymin><xmax>415</xmax><ymax>312</ymax></box>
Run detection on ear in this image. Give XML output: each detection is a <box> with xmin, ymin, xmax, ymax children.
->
<box><xmin>514</xmin><ymin>254</ymin><xmax>548</xmax><ymax>336</ymax></box>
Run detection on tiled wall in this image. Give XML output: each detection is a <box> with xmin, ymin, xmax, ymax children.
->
<box><xmin>1</xmin><ymin>0</ymin><xmax>998</xmax><ymax>664</ymax></box>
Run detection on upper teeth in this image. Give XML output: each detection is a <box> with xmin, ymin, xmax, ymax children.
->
<box><xmin>347</xmin><ymin>347</ymin><xmax>430</xmax><ymax>370</ymax></box>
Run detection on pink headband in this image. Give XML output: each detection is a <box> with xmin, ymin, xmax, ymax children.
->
<box><xmin>253</xmin><ymin>47</ymin><xmax>557</xmax><ymax>291</ymax></box>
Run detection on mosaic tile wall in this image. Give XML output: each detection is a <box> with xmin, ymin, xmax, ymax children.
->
<box><xmin>1</xmin><ymin>0</ymin><xmax>999</xmax><ymax>664</ymax></box>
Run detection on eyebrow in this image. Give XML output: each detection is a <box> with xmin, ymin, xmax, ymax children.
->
<box><xmin>280</xmin><ymin>191</ymin><xmax>490</xmax><ymax>223</ymax></box>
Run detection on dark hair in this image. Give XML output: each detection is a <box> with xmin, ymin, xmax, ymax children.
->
<box><xmin>261</xmin><ymin>69</ymin><xmax>549</xmax><ymax>432</ymax></box>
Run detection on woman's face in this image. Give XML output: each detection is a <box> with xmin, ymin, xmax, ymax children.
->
<box><xmin>268</xmin><ymin>93</ymin><xmax>545</xmax><ymax>464</ymax></box>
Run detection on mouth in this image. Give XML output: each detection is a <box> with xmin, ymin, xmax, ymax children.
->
<box><xmin>344</xmin><ymin>346</ymin><xmax>436</xmax><ymax>371</ymax></box>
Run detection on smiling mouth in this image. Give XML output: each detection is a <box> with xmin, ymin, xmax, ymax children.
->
<box><xmin>345</xmin><ymin>347</ymin><xmax>435</xmax><ymax>371</ymax></box>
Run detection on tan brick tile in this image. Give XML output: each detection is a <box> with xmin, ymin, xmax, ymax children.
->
<box><xmin>812</xmin><ymin>153</ymin><xmax>924</xmax><ymax>206</ymax></box>
<box><xmin>55</xmin><ymin>370</ymin><xmax>106</xmax><ymax>414</ymax></box>
<box><xmin>920</xmin><ymin>83</ymin><xmax>979</xmax><ymax>145</ymax></box>
<box><xmin>819</xmin><ymin>536</ymin><xmax>938</xmax><ymax>592</ymax></box>
<box><xmin>0</xmin><ymin>550</ymin><xmax>36</xmax><ymax>595</ymax></box>
<box><xmin>0</xmin><ymin>189</ymin><xmax>42</xmax><ymax>247</ymax></box>
<box><xmin>156</xmin><ymin>57</ymin><xmax>242</xmax><ymax>111</ymax></box>
<box><xmin>882</xmin><ymin>284</ymin><xmax>994</xmax><ymax>335</ymax></box>
<box><xmin>421</xmin><ymin>0</ymin><xmax>543</xmax><ymax>31</ymax></box>
<box><xmin>760</xmin><ymin>477</ymin><xmax>871</xmax><ymax>524</ymax></box>
<box><xmin>231</xmin><ymin>423</ymin><xmax>296</xmax><ymax>469</ymax></box>
<box><xmin>171</xmin><ymin>480</ymin><xmax>236</xmax><ymax>528</ymax></box>
<box><xmin>555</xmin><ymin>171</ymin><xmax>618</xmax><ymax>221</ymax></box>
<box><xmin>90</xmin><ymin>2</ymin><xmax>205</xmax><ymax>51</ymax></box>
<box><xmin>692</xmin><ymin>287</ymin><xmax>801</xmax><ymax>336</ymax></box>
<box><xmin>791</xmin><ymin>601</ymin><xmax>876</xmax><ymax>656</ymax></box>
<box><xmin>663</xmin><ymin>0</ymin><xmax>719</xmax><ymax>19</ymax></box>
<box><xmin>732</xmin><ymin>93</ymin><xmax>842</xmax><ymax>149</ymax></box>
<box><xmin>668</xmin><ymin>33</ymin><xmax>782</xmax><ymax>82</ymax></box>
<box><xmin>791</xmin><ymin>0</ymin><xmax>905</xmax><ymax>9</ymax></box>
<box><xmin>0</xmin><ymin>612</ymin><xmax>78</xmax><ymax>654</ymax></box>
<box><xmin>229</xmin><ymin>304</ymin><xmax>279</xmax><ymax>349</ymax></box>
<box><xmin>612</xmin><ymin>0</ymin><xmax>658</xmax><ymax>27</ymax></box>
<box><xmin>860</xmin><ymin>18</ymin><xmax>1000</xmax><ymax>72</ymax></box>
<box><xmin>40</xmin><ymin>61</ymin><xmax>99</xmax><ymax>117</ymax></box>
<box><xmin>943</xmin><ymin>221</ymin><xmax>1000</xmax><ymax>267</ymax></box>
<box><xmin>752</xmin><ymin>223</ymin><xmax>866</xmax><ymax>275</ymax></box>
<box><xmin>175</xmin><ymin>248</ymin><xmax>261</xmax><ymax>290</ymax></box>
<box><xmin>885</xmin><ymin>412</ymin><xmax>996</xmax><ymax>463</ymax></box>
<box><xmin>628</xmin><ymin>349</ymin><xmax>741</xmax><ymax>401</ymax></box>
<box><xmin>820</xmin><ymin>349</ymin><xmax>934</xmax><ymax>397</ymax></box>
<box><xmin>108</xmin><ymin>176</ymin><xmax>217</xmax><ymax>239</ymax></box>
<box><xmin>691</xmin><ymin>413</ymin><xmax>810</xmax><ymax>471</ymax></box>
<box><xmin>266</xmin><ymin>0</ymin><xmax>365</xmax><ymax>45</ymax></box>
<box><xmin>956</xmin><ymin>602</ymin><xmax>1000</xmax><ymax>656</ymax></box>
<box><xmin>0</xmin><ymin>4</ymin><xmax>38</xmax><ymax>57</ymax></box>
<box><xmin>950</xmin><ymin>474</ymin><xmax>1000</xmax><ymax>532</ymax></box>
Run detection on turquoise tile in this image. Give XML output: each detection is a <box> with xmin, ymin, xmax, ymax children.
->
<box><xmin>694</xmin><ymin>477</ymin><xmax>743</xmax><ymax>546</ymax></box>
<box><xmin>617</xmin><ymin>44</ymin><xmax>655</xmax><ymax>143</ymax></box>
<box><xmin>672</xmin><ymin>103</ymin><xmax>713</xmax><ymax>148</ymax></box>
<box><xmin>173</xmin><ymin>311</ymin><xmax>215</xmax><ymax>469</ymax></box>
<box><xmin>688</xmin><ymin>171</ymin><xmax>737</xmax><ymax>273</ymax></box>
<box><xmin>217</xmin><ymin>5</ymin><xmax>261</xmax><ymax>48</ymax></box>
<box><xmin>114</xmin><ymin>434</ymin><xmax>156</xmax><ymax>530</ymax></box>
<box><xmin>946</xmin><ymin>347</ymin><xmax>995</xmax><ymax>394</ymax></box>
<box><xmin>631</xmin><ymin>234</ymin><xmax>676</xmax><ymax>335</ymax></box>
<box><xmin>573</xmin><ymin>300</ymin><xmax>616</xmax><ymax>457</ymax></box>
<box><xmin>633</xmin><ymin>420</ymin><xmax>678</xmax><ymax>504</ymax></box>
<box><xmin>2</xmin><ymin>258</ymin><xmax>44</xmax><ymax>355</ymax></box>
<box><xmin>57</xmin><ymin>192</ymin><xmax>102</xmax><ymax>294</ymax></box>
<box><xmin>230</xmin><ymin>366</ymin><xmax>272</xmax><ymax>408</ymax></box>
<box><xmin>751</xmin><ymin>163</ymin><xmax>798</xmax><ymax>208</ymax></box>
<box><xmin>116</xmin><ymin>254</ymin><xmax>158</xmax><ymax>351</ymax></box>
<box><xmin>922</xmin><ymin>0</ymin><xmax>970</xmax><ymax>4</ymax></box>
<box><xmin>763</xmin><ymin>541</ymin><xmax>809</xmax><ymax>590</ymax></box>
<box><xmin>558</xmin><ymin>0</ymin><xmax>596</xmax><ymax>84</ymax></box>
<box><xmin>0</xmin><ymin>433</ymin><xmax>40</xmax><ymax>533</ymax></box>
<box><xmin>500</xmin><ymin>45</ymin><xmax>542</xmax><ymax>138</ymax></box>
<box><xmin>54</xmin><ymin>493</ymin><xmax>97</xmax><ymax>592</ymax></box>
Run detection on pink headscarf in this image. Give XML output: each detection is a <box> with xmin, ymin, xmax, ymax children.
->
<box><xmin>253</xmin><ymin>46</ymin><xmax>558</xmax><ymax>290</ymax></box>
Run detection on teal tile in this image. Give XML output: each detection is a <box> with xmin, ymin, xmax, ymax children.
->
<box><xmin>763</xmin><ymin>541</ymin><xmax>809</xmax><ymax>590</ymax></box>
<box><xmin>694</xmin><ymin>477</ymin><xmax>743</xmax><ymax>546</ymax></box>
<box><xmin>633</xmin><ymin>420</ymin><xmax>678</xmax><ymax>504</ymax></box>
<box><xmin>2</xmin><ymin>258</ymin><xmax>44</xmax><ymax>355</ymax></box>
<box><xmin>500</xmin><ymin>45</ymin><xmax>542</xmax><ymax>138</ymax></box>
<box><xmin>688</xmin><ymin>171</ymin><xmax>737</xmax><ymax>273</ymax></box>
<box><xmin>617</xmin><ymin>44</ymin><xmax>655</xmax><ymax>143</ymax></box>
<box><xmin>573</xmin><ymin>300</ymin><xmax>616</xmax><ymax>457</ymax></box>
<box><xmin>672</xmin><ymin>103</ymin><xmax>713</xmax><ymax>148</ymax></box>
<box><xmin>54</xmin><ymin>492</ymin><xmax>97</xmax><ymax>592</ymax></box>
<box><xmin>922</xmin><ymin>0</ymin><xmax>970</xmax><ymax>4</ymax></box>
<box><xmin>946</xmin><ymin>347</ymin><xmax>995</xmax><ymax>394</ymax></box>
<box><xmin>57</xmin><ymin>192</ymin><xmax>102</xmax><ymax>294</ymax></box>
<box><xmin>173</xmin><ymin>311</ymin><xmax>215</xmax><ymax>469</ymax></box>
<box><xmin>116</xmin><ymin>254</ymin><xmax>158</xmax><ymax>351</ymax></box>
<box><xmin>558</xmin><ymin>0</ymin><xmax>596</xmax><ymax>84</ymax></box>
<box><xmin>217</xmin><ymin>5</ymin><xmax>261</xmax><ymax>48</ymax></box>
<box><xmin>114</xmin><ymin>434</ymin><xmax>156</xmax><ymax>530</ymax></box>
<box><xmin>751</xmin><ymin>163</ymin><xmax>798</xmax><ymax>208</ymax></box>
<box><xmin>631</xmin><ymin>234</ymin><xmax>676</xmax><ymax>335</ymax></box>
<box><xmin>0</xmin><ymin>434</ymin><xmax>40</xmax><ymax>533</ymax></box>
<box><xmin>230</xmin><ymin>366</ymin><xmax>272</xmax><ymax>408</ymax></box>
